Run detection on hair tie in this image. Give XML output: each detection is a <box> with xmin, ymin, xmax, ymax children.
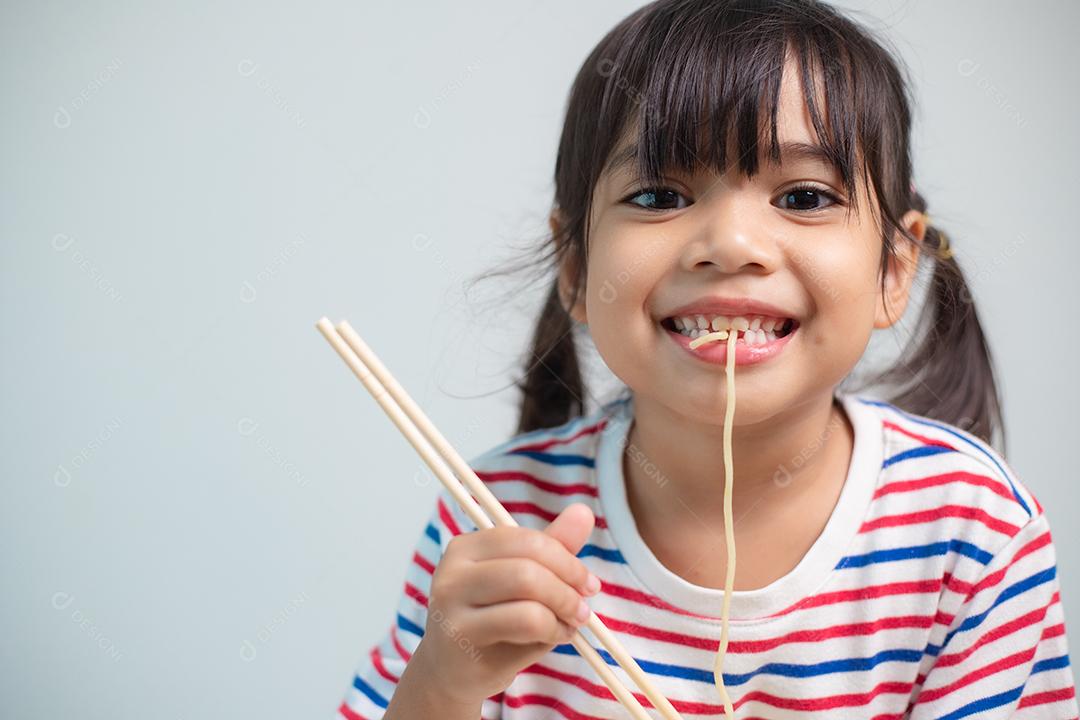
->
<box><xmin>913</xmin><ymin>186</ymin><xmax>953</xmax><ymax>261</ymax></box>
<box><xmin>936</xmin><ymin>229</ymin><xmax>954</xmax><ymax>260</ymax></box>
<box><xmin>923</xmin><ymin>212</ymin><xmax>954</xmax><ymax>261</ymax></box>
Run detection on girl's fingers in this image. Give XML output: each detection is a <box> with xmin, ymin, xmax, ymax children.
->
<box><xmin>452</xmin><ymin>527</ymin><xmax>599</xmax><ymax>597</ymax></box>
<box><xmin>463</xmin><ymin>557</ymin><xmax>593</xmax><ymax>628</ymax></box>
<box><xmin>466</xmin><ymin>600</ymin><xmax>580</xmax><ymax>647</ymax></box>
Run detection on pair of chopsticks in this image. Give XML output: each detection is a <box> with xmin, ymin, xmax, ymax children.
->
<box><xmin>316</xmin><ymin>317</ymin><xmax>684</xmax><ymax>720</ymax></box>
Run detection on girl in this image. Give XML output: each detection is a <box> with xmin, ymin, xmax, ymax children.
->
<box><xmin>338</xmin><ymin>1</ymin><xmax>1077</xmax><ymax>717</ymax></box>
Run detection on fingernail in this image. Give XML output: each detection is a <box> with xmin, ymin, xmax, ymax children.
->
<box><xmin>584</xmin><ymin>573</ymin><xmax>601</xmax><ymax>596</ymax></box>
<box><xmin>576</xmin><ymin>599</ymin><xmax>591</xmax><ymax>624</ymax></box>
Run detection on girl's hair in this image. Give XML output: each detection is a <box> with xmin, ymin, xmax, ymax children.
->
<box><xmin>490</xmin><ymin>0</ymin><xmax>1004</xmax><ymax>449</ymax></box>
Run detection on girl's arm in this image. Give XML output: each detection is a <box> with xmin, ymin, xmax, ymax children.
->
<box><xmin>381</xmin><ymin>641</ymin><xmax>484</xmax><ymax>720</ymax></box>
<box><xmin>908</xmin><ymin>509</ymin><xmax>1079</xmax><ymax>718</ymax></box>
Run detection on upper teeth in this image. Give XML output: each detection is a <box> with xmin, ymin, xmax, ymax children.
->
<box><xmin>671</xmin><ymin>314</ymin><xmax>789</xmax><ymax>346</ymax></box>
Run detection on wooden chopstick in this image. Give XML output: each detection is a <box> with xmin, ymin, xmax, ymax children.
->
<box><xmin>316</xmin><ymin>317</ymin><xmax>685</xmax><ymax>720</ymax></box>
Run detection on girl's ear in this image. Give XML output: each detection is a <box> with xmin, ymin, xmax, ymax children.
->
<box><xmin>551</xmin><ymin>209</ymin><xmax>588</xmax><ymax>325</ymax></box>
<box><xmin>874</xmin><ymin>208</ymin><xmax>926</xmax><ymax>329</ymax></box>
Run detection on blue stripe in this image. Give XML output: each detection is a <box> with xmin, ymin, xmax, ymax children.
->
<box><xmin>424</xmin><ymin>522</ymin><xmax>441</xmax><ymax>545</ymax></box>
<box><xmin>577</xmin><ymin>544</ymin><xmax>626</xmax><ymax>563</ymax></box>
<box><xmin>723</xmin><ymin>648</ymin><xmax>922</xmax><ymax>685</ymax></box>
<box><xmin>507</xmin><ymin>450</ymin><xmax>595</xmax><ymax>467</ymax></box>
<box><xmin>397</xmin><ymin>612</ymin><xmax>424</xmax><ymax>638</ymax></box>
<box><xmin>837</xmin><ymin>539</ymin><xmax>993</xmax><ymax>569</ymax></box>
<box><xmin>861</xmin><ymin>398</ymin><xmax>1030</xmax><ymax>516</ymax></box>
<box><xmin>941</xmin><ymin>567</ymin><xmax>1056</xmax><ymax>649</ymax></box>
<box><xmin>936</xmin><ymin>684</ymin><xmax>1024</xmax><ymax>720</ymax></box>
<box><xmin>552</xmin><ymin>643</ymin><xmax>922</xmax><ymax>686</ymax></box>
<box><xmin>552</xmin><ymin>643</ymin><xmax>715</xmax><ymax>683</ymax></box>
<box><xmin>352</xmin><ymin>673</ymin><xmax>389</xmax><ymax>709</ymax></box>
<box><xmin>1032</xmin><ymin>653</ymin><xmax>1071</xmax><ymax>674</ymax></box>
<box><xmin>883</xmin><ymin>444</ymin><xmax>954</xmax><ymax>468</ymax></box>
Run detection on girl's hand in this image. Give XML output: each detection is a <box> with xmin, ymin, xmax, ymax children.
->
<box><xmin>414</xmin><ymin>503</ymin><xmax>601</xmax><ymax>705</ymax></box>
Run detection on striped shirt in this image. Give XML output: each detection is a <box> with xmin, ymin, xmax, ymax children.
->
<box><xmin>337</xmin><ymin>392</ymin><xmax>1078</xmax><ymax>719</ymax></box>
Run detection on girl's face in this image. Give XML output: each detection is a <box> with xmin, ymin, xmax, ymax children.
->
<box><xmin>560</xmin><ymin>58</ymin><xmax>924</xmax><ymax>427</ymax></box>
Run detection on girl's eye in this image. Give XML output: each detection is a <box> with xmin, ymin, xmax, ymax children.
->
<box><xmin>620</xmin><ymin>184</ymin><xmax>842</xmax><ymax>213</ymax></box>
<box><xmin>622</xmin><ymin>187</ymin><xmax>690</xmax><ymax>212</ymax></box>
<box><xmin>775</xmin><ymin>184</ymin><xmax>842</xmax><ymax>212</ymax></box>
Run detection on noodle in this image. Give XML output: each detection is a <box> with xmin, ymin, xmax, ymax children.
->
<box><xmin>686</xmin><ymin>327</ymin><xmax>738</xmax><ymax>717</ymax></box>
<box><xmin>688</xmin><ymin>329</ymin><xmax>729</xmax><ymax>350</ymax></box>
<box><xmin>713</xmin><ymin>330</ymin><xmax>737</xmax><ymax>717</ymax></box>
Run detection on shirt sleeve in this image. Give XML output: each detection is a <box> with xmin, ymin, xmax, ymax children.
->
<box><xmin>334</xmin><ymin>485</ymin><xmax>503</xmax><ymax>720</ymax></box>
<box><xmin>909</xmin><ymin>509</ymin><xmax>1079</xmax><ymax>719</ymax></box>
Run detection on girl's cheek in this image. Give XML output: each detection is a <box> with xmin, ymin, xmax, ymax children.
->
<box><xmin>791</xmin><ymin>239</ymin><xmax>879</xmax><ymax>308</ymax></box>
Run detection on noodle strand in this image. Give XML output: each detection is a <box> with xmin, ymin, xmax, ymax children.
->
<box><xmin>712</xmin><ymin>330</ymin><xmax>738</xmax><ymax>717</ymax></box>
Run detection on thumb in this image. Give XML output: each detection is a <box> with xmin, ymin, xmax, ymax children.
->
<box><xmin>542</xmin><ymin>502</ymin><xmax>596</xmax><ymax>556</ymax></box>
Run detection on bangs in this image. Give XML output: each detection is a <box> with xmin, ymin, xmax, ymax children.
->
<box><xmin>594</xmin><ymin>0</ymin><xmax>903</xmax><ymax>220</ymax></box>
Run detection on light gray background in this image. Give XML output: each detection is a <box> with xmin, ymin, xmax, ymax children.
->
<box><xmin>2</xmin><ymin>1</ymin><xmax>1077</xmax><ymax>717</ymax></box>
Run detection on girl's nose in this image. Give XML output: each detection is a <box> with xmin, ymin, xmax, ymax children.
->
<box><xmin>677</xmin><ymin>197</ymin><xmax>782</xmax><ymax>275</ymax></box>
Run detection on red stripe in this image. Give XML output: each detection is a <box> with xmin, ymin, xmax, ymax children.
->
<box><xmin>883</xmin><ymin>420</ymin><xmax>955</xmax><ymax>450</ymax></box>
<box><xmin>778</xmin><ymin>579</ymin><xmax>943</xmax><ymax>616</ymax></box>
<box><xmin>596</xmin><ymin>578</ymin><xmax>720</xmax><ymax>620</ymax></box>
<box><xmin>501</xmin><ymin>690</ymin><xmax>613</xmax><ymax>716</ymax></box>
<box><xmin>389</xmin><ymin>625</ymin><xmax>412</xmax><ymax>661</ymax></box>
<box><xmin>873</xmin><ymin>470</ymin><xmax>1014</xmax><ymax>504</ymax></box>
<box><xmin>519</xmin><ymin>663</ymin><xmax>917</xmax><ymax>718</ymax></box>
<box><xmin>1018</xmin><ymin>685</ymin><xmax>1077</xmax><ymax>709</ymax></box>
<box><xmin>506</xmin><ymin>419</ymin><xmax>608</xmax><ymax>454</ymax></box>
<box><xmin>503</xmin><ymin>691</ymin><xmax>613</xmax><ymax>720</ymax></box>
<box><xmin>522</xmin><ymin>663</ymin><xmax>635</xmax><ymax>706</ymax></box>
<box><xmin>916</xmin><ymin>645</ymin><xmax>1038</xmax><ymax>702</ymax></box>
<box><xmin>592</xmin><ymin>610</ymin><xmax>936</xmax><ymax>653</ymax></box>
<box><xmin>934</xmin><ymin>592</ymin><xmax>1060</xmax><ymax>669</ymax></box>
<box><xmin>337</xmin><ymin>701</ymin><xmax>368</xmax><ymax>720</ymax></box>
<box><xmin>369</xmin><ymin>646</ymin><xmax>400</xmax><ymax>684</ymax></box>
<box><xmin>502</xmin><ymin>500</ymin><xmax>608</xmax><ymax>529</ymax></box>
<box><xmin>598</xmin><ymin>575</ymin><xmax>944</xmax><ymax>622</ymax></box>
<box><xmin>964</xmin><ymin>531</ymin><xmax>1052</xmax><ymax>602</ymax></box>
<box><xmin>942</xmin><ymin>570</ymin><xmax>975</xmax><ymax>597</ymax></box>
<box><xmin>858</xmin><ymin>504</ymin><xmax>1020</xmax><ymax>537</ymax></box>
<box><xmin>412</xmin><ymin>550</ymin><xmax>435</xmax><ymax>575</ymax></box>
<box><xmin>736</xmin><ymin>679</ymin><xmax>913</xmax><ymax>712</ymax></box>
<box><xmin>933</xmin><ymin>608</ymin><xmax>957</xmax><ymax>628</ymax></box>
<box><xmin>476</xmin><ymin>469</ymin><xmax>598</xmax><ymax>497</ymax></box>
<box><xmin>404</xmin><ymin>582</ymin><xmax>428</xmax><ymax>608</ymax></box>
<box><xmin>439</xmin><ymin>496</ymin><xmax>608</xmax><ymax>533</ymax></box>
<box><xmin>1043</xmin><ymin>621</ymin><xmax>1067</xmax><ymax>641</ymax></box>
<box><xmin>522</xmin><ymin>662</ymin><xmax>732</xmax><ymax>715</ymax></box>
<box><xmin>437</xmin><ymin>496</ymin><xmax>463</xmax><ymax>537</ymax></box>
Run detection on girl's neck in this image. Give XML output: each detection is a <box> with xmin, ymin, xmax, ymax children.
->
<box><xmin>624</xmin><ymin>391</ymin><xmax>852</xmax><ymax>530</ymax></box>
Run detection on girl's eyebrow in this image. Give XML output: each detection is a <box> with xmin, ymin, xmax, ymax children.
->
<box><xmin>774</xmin><ymin>141</ymin><xmax>836</xmax><ymax>169</ymax></box>
<box><xmin>604</xmin><ymin>140</ymin><xmax>838</xmax><ymax>176</ymax></box>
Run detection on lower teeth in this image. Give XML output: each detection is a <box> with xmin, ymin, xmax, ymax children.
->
<box><xmin>681</xmin><ymin>329</ymin><xmax>776</xmax><ymax>345</ymax></box>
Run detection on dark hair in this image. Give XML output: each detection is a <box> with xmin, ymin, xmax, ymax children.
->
<box><xmin>477</xmin><ymin>0</ymin><xmax>1004</xmax><ymax>449</ymax></box>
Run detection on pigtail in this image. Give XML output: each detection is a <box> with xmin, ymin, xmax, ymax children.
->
<box><xmin>514</xmin><ymin>280</ymin><xmax>586</xmax><ymax>434</ymax></box>
<box><xmin>874</xmin><ymin>201</ymin><xmax>1005</xmax><ymax>450</ymax></box>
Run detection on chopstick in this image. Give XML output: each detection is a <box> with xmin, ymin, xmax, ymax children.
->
<box><xmin>316</xmin><ymin>317</ymin><xmax>685</xmax><ymax>720</ymax></box>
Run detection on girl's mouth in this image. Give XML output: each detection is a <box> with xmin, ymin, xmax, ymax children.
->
<box><xmin>659</xmin><ymin>313</ymin><xmax>799</xmax><ymax>366</ymax></box>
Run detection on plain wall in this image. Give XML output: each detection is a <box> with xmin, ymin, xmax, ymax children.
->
<box><xmin>2</xmin><ymin>1</ymin><xmax>1077</xmax><ymax>716</ymax></box>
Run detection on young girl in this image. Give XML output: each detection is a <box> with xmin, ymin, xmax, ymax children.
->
<box><xmin>338</xmin><ymin>1</ymin><xmax>1077</xmax><ymax>717</ymax></box>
